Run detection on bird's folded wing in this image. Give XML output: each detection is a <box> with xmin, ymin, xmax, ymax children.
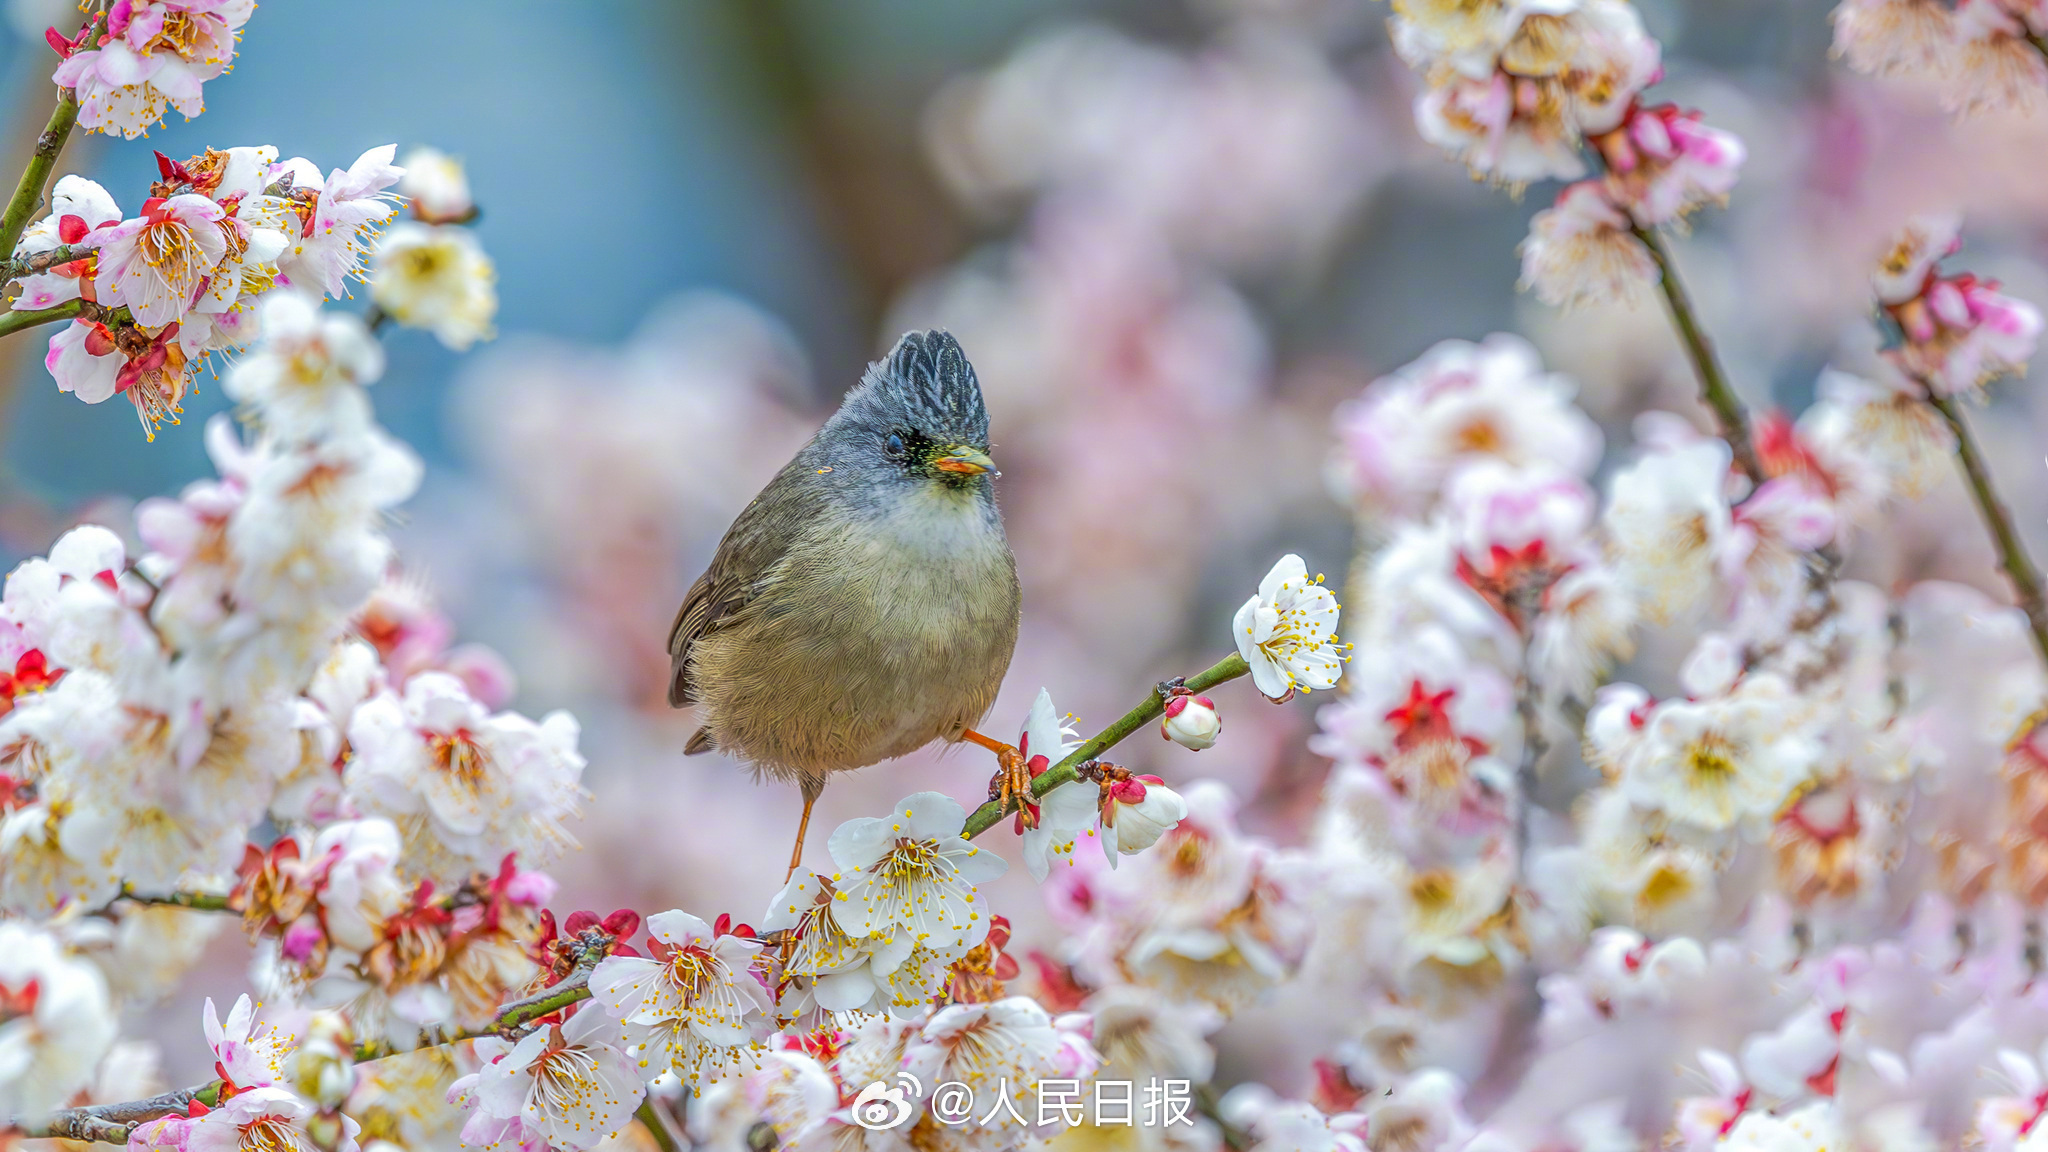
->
<box><xmin>667</xmin><ymin>484</ymin><xmax>801</xmax><ymax>707</ymax></box>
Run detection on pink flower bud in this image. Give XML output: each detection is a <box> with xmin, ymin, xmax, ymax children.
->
<box><xmin>280</xmin><ymin>916</ymin><xmax>325</xmax><ymax>964</ymax></box>
<box><xmin>1103</xmin><ymin>775</ymin><xmax>1189</xmax><ymax>860</ymax></box>
<box><xmin>1160</xmin><ymin>693</ymin><xmax>1222</xmax><ymax>751</ymax></box>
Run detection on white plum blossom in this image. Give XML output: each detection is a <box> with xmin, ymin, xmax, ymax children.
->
<box><xmin>398</xmin><ymin>147</ymin><xmax>476</xmax><ymax>223</ymax></box>
<box><xmin>203</xmin><ymin>994</ymin><xmax>294</xmax><ymax>1090</ymax></box>
<box><xmin>900</xmin><ymin>997</ymin><xmax>1101</xmax><ymax>1144</ymax></box>
<box><xmin>369</xmin><ymin>223</ymin><xmax>498</xmax><ymax>351</ymax></box>
<box><xmin>760</xmin><ymin>868</ymin><xmax>889</xmax><ymax>1019</ymax></box>
<box><xmin>589</xmin><ymin>910</ymin><xmax>770</xmax><ymax>1052</ymax></box>
<box><xmin>0</xmin><ymin>920</ymin><xmax>118</xmax><ymax>1119</ymax></box>
<box><xmin>187</xmin><ymin>1085</ymin><xmax>360</xmax><ymax>1152</ymax></box>
<box><xmin>1100</xmin><ymin>775</ymin><xmax>1189</xmax><ymax>861</ymax></box>
<box><xmin>1600</xmin><ymin>105</ymin><xmax>1747</xmax><ymax>227</ymax></box>
<box><xmin>451</xmin><ymin>1006</ymin><xmax>643</xmax><ymax>1152</ymax></box>
<box><xmin>1520</xmin><ymin>181</ymin><xmax>1658</xmax><ymax>309</ymax></box>
<box><xmin>1013</xmin><ymin>690</ymin><xmax>1099</xmax><ymax>880</ymax></box>
<box><xmin>1443</xmin><ymin>458</ymin><xmax>1598</xmax><ymax>568</ymax></box>
<box><xmin>1331</xmin><ymin>333</ymin><xmax>1603</xmax><ymax>519</ymax></box>
<box><xmin>344</xmin><ymin>672</ymin><xmax>585</xmax><ymax>881</ymax></box>
<box><xmin>827</xmin><ymin>790</ymin><xmax>1007</xmax><ymax>956</ymax></box>
<box><xmin>304</xmin><ymin>818</ymin><xmax>408</xmax><ymax>956</ymax></box>
<box><xmin>1603</xmin><ymin>435</ymin><xmax>1734</xmax><ymax>622</ymax></box>
<box><xmin>1872</xmin><ymin>214</ymin><xmax>1961</xmax><ymax>305</ymax></box>
<box><xmin>1717</xmin><ymin>1102</ymin><xmax>1845</xmax><ymax>1152</ymax></box>
<box><xmin>1620</xmin><ymin>676</ymin><xmax>1820</xmax><ymax>832</ymax></box>
<box><xmin>1234</xmin><ymin>553</ymin><xmax>1346</xmax><ymax>700</ymax></box>
<box><xmin>88</xmin><ymin>194</ymin><xmax>228</xmax><ymax>328</ymax></box>
<box><xmin>260</xmin><ymin>146</ymin><xmax>405</xmax><ymax>299</ymax></box>
<box><xmin>685</xmin><ymin>1047</ymin><xmax>839</xmax><ymax>1150</ymax></box>
<box><xmin>8</xmin><ymin>175</ymin><xmax>122</xmax><ymax>312</ymax></box>
<box><xmin>51</xmin><ymin>0</ymin><xmax>252</xmax><ymax>139</ymax></box>
<box><xmin>221</xmin><ymin>294</ymin><xmax>383</xmax><ymax>440</ymax></box>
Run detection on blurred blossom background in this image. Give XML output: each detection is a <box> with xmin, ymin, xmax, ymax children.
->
<box><xmin>7</xmin><ymin>0</ymin><xmax>2048</xmax><ymax>1109</ymax></box>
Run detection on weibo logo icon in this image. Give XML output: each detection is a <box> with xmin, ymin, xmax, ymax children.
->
<box><xmin>851</xmin><ymin>1072</ymin><xmax>922</xmax><ymax>1130</ymax></box>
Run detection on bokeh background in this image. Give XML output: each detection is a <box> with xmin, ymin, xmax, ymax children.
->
<box><xmin>6</xmin><ymin>0</ymin><xmax>2048</xmax><ymax>1090</ymax></box>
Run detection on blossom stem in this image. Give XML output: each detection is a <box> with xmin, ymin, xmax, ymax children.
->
<box><xmin>0</xmin><ymin>87</ymin><xmax>81</xmax><ymax>265</ymax></box>
<box><xmin>1927</xmin><ymin>390</ymin><xmax>2048</xmax><ymax>665</ymax></box>
<box><xmin>960</xmin><ymin>652</ymin><xmax>1249</xmax><ymax>839</ymax></box>
<box><xmin>0</xmin><ymin>296</ymin><xmax>84</xmax><ymax>339</ymax></box>
<box><xmin>1510</xmin><ymin>594</ymin><xmax>1548</xmax><ymax>871</ymax></box>
<box><xmin>1631</xmin><ymin>224</ymin><xmax>1765</xmax><ymax>485</ymax></box>
<box><xmin>352</xmin><ymin>972</ymin><xmax>596</xmax><ymax>1060</ymax></box>
<box><xmin>2</xmin><ymin>241</ymin><xmax>94</xmax><ymax>285</ymax></box>
<box><xmin>118</xmin><ymin>883</ymin><xmax>236</xmax><ymax>912</ymax></box>
<box><xmin>635</xmin><ymin>1100</ymin><xmax>683</xmax><ymax>1152</ymax></box>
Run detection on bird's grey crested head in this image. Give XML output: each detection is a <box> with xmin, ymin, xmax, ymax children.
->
<box><xmin>857</xmin><ymin>330</ymin><xmax>988</xmax><ymax>444</ymax></box>
<box><xmin>823</xmin><ymin>330</ymin><xmax>997</xmax><ymax>494</ymax></box>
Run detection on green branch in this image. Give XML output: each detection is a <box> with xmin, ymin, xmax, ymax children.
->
<box><xmin>0</xmin><ymin>296</ymin><xmax>84</xmax><ymax>339</ymax></box>
<box><xmin>960</xmin><ymin>651</ymin><xmax>1249</xmax><ymax>839</ymax></box>
<box><xmin>636</xmin><ymin>1100</ymin><xmax>682</xmax><ymax>1152</ymax></box>
<box><xmin>1928</xmin><ymin>391</ymin><xmax>2048</xmax><ymax>666</ymax></box>
<box><xmin>0</xmin><ymin>88</ymin><xmax>81</xmax><ymax>262</ymax></box>
<box><xmin>119</xmin><ymin>883</ymin><xmax>236</xmax><ymax>912</ymax></box>
<box><xmin>352</xmin><ymin>972</ymin><xmax>593</xmax><ymax>1061</ymax></box>
<box><xmin>1632</xmin><ymin>224</ymin><xmax>1765</xmax><ymax>486</ymax></box>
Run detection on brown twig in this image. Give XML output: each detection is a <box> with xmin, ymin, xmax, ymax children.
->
<box><xmin>3</xmin><ymin>241</ymin><xmax>92</xmax><ymax>284</ymax></box>
<box><xmin>1631</xmin><ymin>224</ymin><xmax>1765</xmax><ymax>486</ymax></box>
<box><xmin>1927</xmin><ymin>390</ymin><xmax>2048</xmax><ymax>665</ymax></box>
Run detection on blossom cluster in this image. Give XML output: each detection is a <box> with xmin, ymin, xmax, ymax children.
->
<box><xmin>0</xmin><ymin>196</ymin><xmax>569</xmax><ymax>1125</ymax></box>
<box><xmin>13</xmin><ymin>0</ymin><xmax>2048</xmax><ymax>1150</ymax></box>
<box><xmin>1832</xmin><ymin>0</ymin><xmax>2048</xmax><ymax>114</ymax></box>
<box><xmin>1387</xmin><ymin>0</ymin><xmax>1748</xmax><ymax>308</ymax></box>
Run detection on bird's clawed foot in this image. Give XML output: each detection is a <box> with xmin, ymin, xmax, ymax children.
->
<box><xmin>962</xmin><ymin>727</ymin><xmax>1037</xmax><ymax>829</ymax></box>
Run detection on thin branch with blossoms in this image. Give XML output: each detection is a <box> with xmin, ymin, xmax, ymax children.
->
<box><xmin>1631</xmin><ymin>223</ymin><xmax>1765</xmax><ymax>485</ymax></box>
<box><xmin>14</xmin><ymin>975</ymin><xmax>597</xmax><ymax>1143</ymax></box>
<box><xmin>1866</xmin><ymin>213</ymin><xmax>2048</xmax><ymax>665</ymax></box>
<box><xmin>1927</xmin><ymin>389</ymin><xmax>2048</xmax><ymax>663</ymax></box>
<box><xmin>960</xmin><ymin>651</ymin><xmax>1249</xmax><ymax>838</ymax></box>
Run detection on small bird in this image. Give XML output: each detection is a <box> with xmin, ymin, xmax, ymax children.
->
<box><xmin>668</xmin><ymin>330</ymin><xmax>1025</xmax><ymax>876</ymax></box>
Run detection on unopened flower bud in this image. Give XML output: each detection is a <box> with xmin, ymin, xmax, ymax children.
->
<box><xmin>399</xmin><ymin>147</ymin><xmax>474</xmax><ymax>223</ymax></box>
<box><xmin>1103</xmin><ymin>775</ymin><xmax>1188</xmax><ymax>861</ymax></box>
<box><xmin>1160</xmin><ymin>694</ymin><xmax>1221</xmax><ymax>751</ymax></box>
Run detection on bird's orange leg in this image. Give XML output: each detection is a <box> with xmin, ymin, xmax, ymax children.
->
<box><xmin>961</xmin><ymin>727</ymin><xmax>1035</xmax><ymax>828</ymax></box>
<box><xmin>787</xmin><ymin>779</ymin><xmax>823</xmax><ymax>882</ymax></box>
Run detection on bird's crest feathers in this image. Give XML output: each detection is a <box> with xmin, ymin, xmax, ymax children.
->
<box><xmin>855</xmin><ymin>330</ymin><xmax>990</xmax><ymax>445</ymax></box>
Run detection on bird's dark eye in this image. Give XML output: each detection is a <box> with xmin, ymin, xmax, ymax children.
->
<box><xmin>885</xmin><ymin>433</ymin><xmax>906</xmax><ymax>457</ymax></box>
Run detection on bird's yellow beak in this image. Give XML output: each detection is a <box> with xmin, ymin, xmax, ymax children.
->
<box><xmin>932</xmin><ymin>446</ymin><xmax>998</xmax><ymax>477</ymax></box>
